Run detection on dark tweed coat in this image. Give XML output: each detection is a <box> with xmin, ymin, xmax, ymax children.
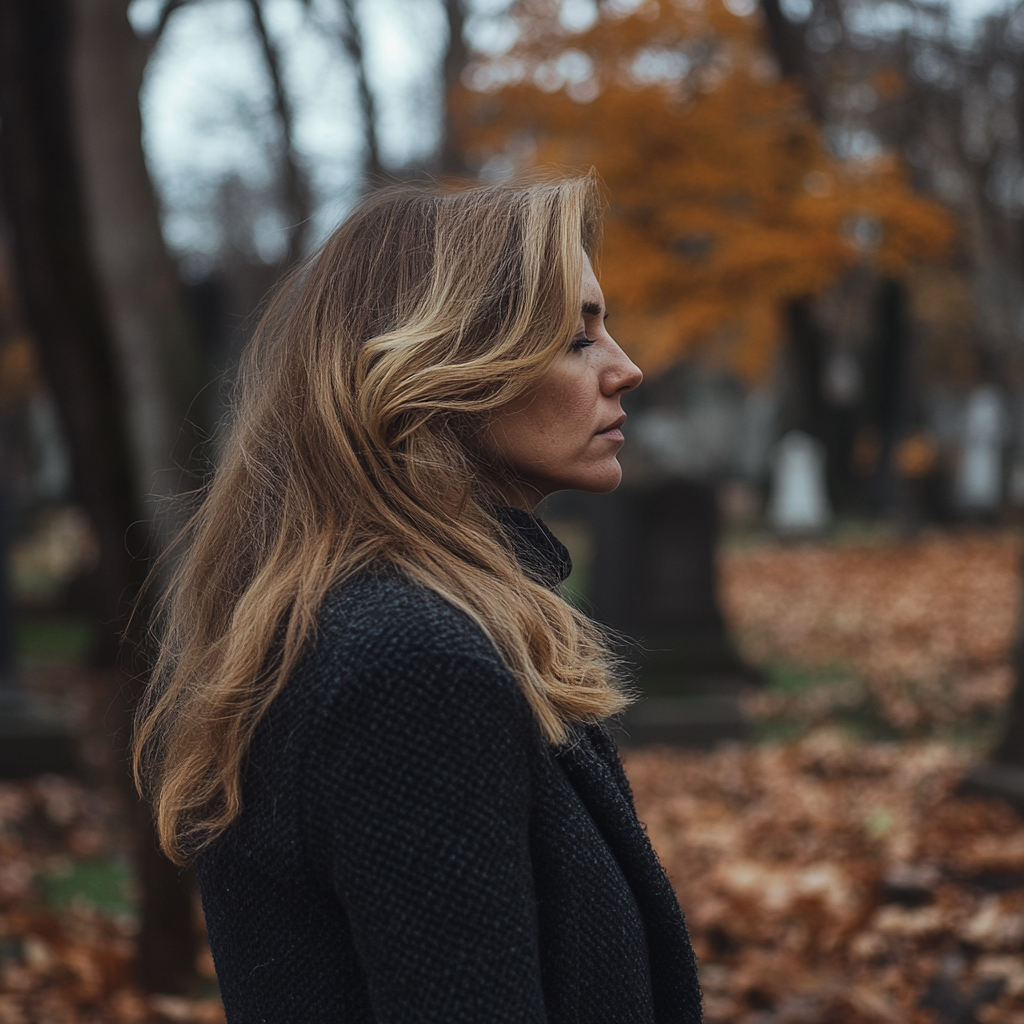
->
<box><xmin>197</xmin><ymin>508</ymin><xmax>703</xmax><ymax>1023</ymax></box>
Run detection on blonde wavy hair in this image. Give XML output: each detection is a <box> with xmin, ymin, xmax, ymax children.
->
<box><xmin>133</xmin><ymin>172</ymin><xmax>632</xmax><ymax>866</ymax></box>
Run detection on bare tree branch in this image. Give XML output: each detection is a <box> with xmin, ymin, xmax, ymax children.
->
<box><xmin>245</xmin><ymin>0</ymin><xmax>312</xmax><ymax>265</ymax></box>
<box><xmin>337</xmin><ymin>0</ymin><xmax>384</xmax><ymax>184</ymax></box>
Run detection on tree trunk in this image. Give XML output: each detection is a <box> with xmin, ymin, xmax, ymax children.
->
<box><xmin>758</xmin><ymin>0</ymin><xmax>808</xmax><ymax>79</ymax></box>
<box><xmin>786</xmin><ymin>299</ymin><xmax>828</xmax><ymax>440</ymax></box>
<box><xmin>71</xmin><ymin>0</ymin><xmax>206</xmax><ymax>513</ymax></box>
<box><xmin>757</xmin><ymin>0</ymin><xmax>823</xmax><ymax>119</ymax></box>
<box><xmin>70</xmin><ymin>0</ymin><xmax>204</xmax><ymax>994</ymax></box>
<box><xmin>784</xmin><ymin>298</ymin><xmax>866</xmax><ymax>516</ymax></box>
<box><xmin>0</xmin><ymin>0</ymin><xmax>138</xmax><ymax>631</ymax></box>
<box><xmin>0</xmin><ymin>0</ymin><xmax>199</xmax><ymax>994</ymax></box>
<box><xmin>438</xmin><ymin>0</ymin><xmax>469</xmax><ymax>176</ymax></box>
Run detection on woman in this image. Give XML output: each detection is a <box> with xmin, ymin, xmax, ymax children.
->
<box><xmin>134</xmin><ymin>173</ymin><xmax>703</xmax><ymax>1023</ymax></box>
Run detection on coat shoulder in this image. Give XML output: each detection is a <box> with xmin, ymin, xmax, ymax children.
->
<box><xmin>315</xmin><ymin>568</ymin><xmax>508</xmax><ymax>675</ymax></box>
<box><xmin>290</xmin><ymin>568</ymin><xmax>534</xmax><ymax>739</ymax></box>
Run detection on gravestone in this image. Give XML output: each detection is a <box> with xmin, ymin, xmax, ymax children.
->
<box><xmin>956</xmin><ymin>386</ymin><xmax>1004</xmax><ymax>514</ymax></box>
<box><xmin>767</xmin><ymin>430</ymin><xmax>832</xmax><ymax>537</ymax></box>
<box><xmin>576</xmin><ymin>479</ymin><xmax>758</xmax><ymax>745</ymax></box>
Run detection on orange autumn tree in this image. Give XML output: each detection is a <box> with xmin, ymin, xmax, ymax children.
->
<box><xmin>452</xmin><ymin>0</ymin><xmax>953</xmax><ymax>378</ymax></box>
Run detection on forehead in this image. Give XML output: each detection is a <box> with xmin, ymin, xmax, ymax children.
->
<box><xmin>581</xmin><ymin>259</ymin><xmax>604</xmax><ymax>307</ymax></box>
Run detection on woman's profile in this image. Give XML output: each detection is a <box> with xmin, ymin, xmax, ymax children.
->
<box><xmin>134</xmin><ymin>173</ymin><xmax>703</xmax><ymax>1023</ymax></box>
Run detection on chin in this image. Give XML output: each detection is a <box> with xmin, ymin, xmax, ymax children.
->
<box><xmin>567</xmin><ymin>460</ymin><xmax>623</xmax><ymax>494</ymax></box>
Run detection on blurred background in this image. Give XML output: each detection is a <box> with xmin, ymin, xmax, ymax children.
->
<box><xmin>4</xmin><ymin>0</ymin><xmax>1024</xmax><ymax>1019</ymax></box>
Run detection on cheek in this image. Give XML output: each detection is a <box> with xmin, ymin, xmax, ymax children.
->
<box><xmin>534</xmin><ymin>366</ymin><xmax>590</xmax><ymax>427</ymax></box>
<box><xmin>538</xmin><ymin>398</ymin><xmax>603</xmax><ymax>469</ymax></box>
<box><xmin>487</xmin><ymin>363</ymin><xmax>596</xmax><ymax>468</ymax></box>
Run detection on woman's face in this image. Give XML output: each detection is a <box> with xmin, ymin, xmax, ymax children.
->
<box><xmin>483</xmin><ymin>260</ymin><xmax>643</xmax><ymax>510</ymax></box>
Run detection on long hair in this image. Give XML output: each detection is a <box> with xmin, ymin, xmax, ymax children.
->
<box><xmin>133</xmin><ymin>172</ymin><xmax>632</xmax><ymax>865</ymax></box>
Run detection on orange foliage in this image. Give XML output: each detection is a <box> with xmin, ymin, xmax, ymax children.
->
<box><xmin>453</xmin><ymin>0</ymin><xmax>953</xmax><ymax>377</ymax></box>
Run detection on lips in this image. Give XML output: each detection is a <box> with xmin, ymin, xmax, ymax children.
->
<box><xmin>596</xmin><ymin>415</ymin><xmax>626</xmax><ymax>439</ymax></box>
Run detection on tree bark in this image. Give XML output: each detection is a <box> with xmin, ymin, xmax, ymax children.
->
<box><xmin>0</xmin><ymin>0</ymin><xmax>138</xmax><ymax>629</ymax></box>
<box><xmin>70</xmin><ymin>0</ymin><xmax>205</xmax><ymax>518</ymax></box>
<box><xmin>438</xmin><ymin>0</ymin><xmax>469</xmax><ymax>176</ymax></box>
<box><xmin>0</xmin><ymin>0</ymin><xmax>198</xmax><ymax>994</ymax></box>
<box><xmin>758</xmin><ymin>0</ymin><xmax>809</xmax><ymax>79</ymax></box>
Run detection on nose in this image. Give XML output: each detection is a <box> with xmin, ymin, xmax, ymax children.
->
<box><xmin>601</xmin><ymin>340</ymin><xmax>643</xmax><ymax>396</ymax></box>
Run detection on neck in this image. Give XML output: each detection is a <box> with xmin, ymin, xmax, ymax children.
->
<box><xmin>490</xmin><ymin>478</ymin><xmax>548</xmax><ymax>513</ymax></box>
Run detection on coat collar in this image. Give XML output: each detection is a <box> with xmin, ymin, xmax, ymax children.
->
<box><xmin>492</xmin><ymin>506</ymin><xmax>573</xmax><ymax>590</ymax></box>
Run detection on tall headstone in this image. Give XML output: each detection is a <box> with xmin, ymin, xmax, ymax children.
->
<box><xmin>575</xmin><ymin>480</ymin><xmax>757</xmax><ymax>746</ymax></box>
<box><xmin>587</xmin><ymin>480</ymin><xmax>756</xmax><ymax>693</ymax></box>
<box><xmin>767</xmin><ymin>430</ymin><xmax>832</xmax><ymax>537</ymax></box>
<box><xmin>956</xmin><ymin>386</ymin><xmax>1004</xmax><ymax>514</ymax></box>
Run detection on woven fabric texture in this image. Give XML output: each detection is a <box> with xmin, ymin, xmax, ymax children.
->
<box><xmin>197</xmin><ymin>508</ymin><xmax>703</xmax><ymax>1023</ymax></box>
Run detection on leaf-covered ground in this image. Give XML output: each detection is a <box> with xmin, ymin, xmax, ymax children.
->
<box><xmin>624</xmin><ymin>528</ymin><xmax>1024</xmax><ymax>1024</ymax></box>
<box><xmin>627</xmin><ymin>734</ymin><xmax>1024</xmax><ymax>1024</ymax></box>
<box><xmin>1</xmin><ymin>529</ymin><xmax>1021</xmax><ymax>1022</ymax></box>
<box><xmin>0</xmin><ymin>770</ymin><xmax>222</xmax><ymax>1023</ymax></box>
<box><xmin>720</xmin><ymin>530</ymin><xmax>1020</xmax><ymax>736</ymax></box>
<box><xmin>0</xmin><ymin>667</ymin><xmax>222</xmax><ymax>1024</ymax></box>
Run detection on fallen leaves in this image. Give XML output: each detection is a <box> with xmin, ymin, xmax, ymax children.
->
<box><xmin>1</xmin><ymin>529</ymin><xmax>1021</xmax><ymax>1022</ymax></box>
<box><xmin>626</xmin><ymin>731</ymin><xmax>1024</xmax><ymax>1023</ymax></box>
<box><xmin>720</xmin><ymin>531</ymin><xmax>1021</xmax><ymax>734</ymax></box>
<box><xmin>0</xmin><ymin>775</ymin><xmax>221</xmax><ymax>1023</ymax></box>
<box><xmin>623</xmin><ymin>529</ymin><xmax>1024</xmax><ymax>1023</ymax></box>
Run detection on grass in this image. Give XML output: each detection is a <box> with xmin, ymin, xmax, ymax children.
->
<box><xmin>15</xmin><ymin>615</ymin><xmax>97</xmax><ymax>668</ymax></box>
<box><xmin>721</xmin><ymin>516</ymin><xmax>915</xmax><ymax>551</ymax></box>
<box><xmin>761</xmin><ymin>660</ymin><xmax>858</xmax><ymax>692</ymax></box>
<box><xmin>38</xmin><ymin>857</ymin><xmax>136</xmax><ymax>917</ymax></box>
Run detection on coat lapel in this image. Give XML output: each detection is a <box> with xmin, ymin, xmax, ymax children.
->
<box><xmin>555</xmin><ymin>726</ymin><xmax>704</xmax><ymax>1024</ymax></box>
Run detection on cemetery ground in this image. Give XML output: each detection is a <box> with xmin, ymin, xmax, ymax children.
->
<box><xmin>1</xmin><ymin>527</ymin><xmax>1023</xmax><ymax>1023</ymax></box>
